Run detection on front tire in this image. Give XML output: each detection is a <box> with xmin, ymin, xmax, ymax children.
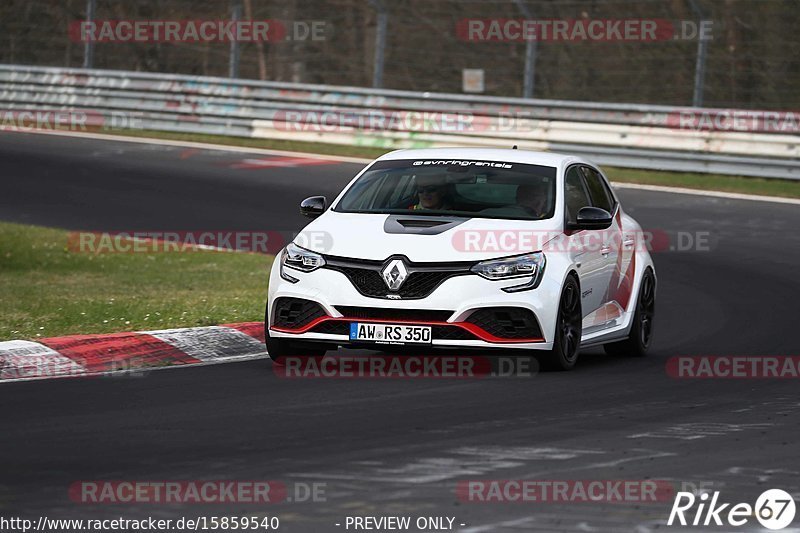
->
<box><xmin>603</xmin><ymin>268</ymin><xmax>655</xmax><ymax>358</ymax></box>
<box><xmin>542</xmin><ymin>275</ymin><xmax>582</xmax><ymax>371</ymax></box>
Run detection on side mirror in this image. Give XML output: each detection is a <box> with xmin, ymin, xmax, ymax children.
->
<box><xmin>569</xmin><ymin>206</ymin><xmax>613</xmax><ymax>230</ymax></box>
<box><xmin>300</xmin><ymin>196</ymin><xmax>327</xmax><ymax>218</ymax></box>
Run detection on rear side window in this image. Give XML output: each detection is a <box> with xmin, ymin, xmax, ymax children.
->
<box><xmin>581</xmin><ymin>166</ymin><xmax>615</xmax><ymax>213</ymax></box>
<box><xmin>564</xmin><ymin>166</ymin><xmax>591</xmax><ymax>225</ymax></box>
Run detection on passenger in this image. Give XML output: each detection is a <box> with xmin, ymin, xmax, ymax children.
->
<box><xmin>479</xmin><ymin>181</ymin><xmax>550</xmax><ymax>218</ymax></box>
<box><xmin>515</xmin><ymin>183</ymin><xmax>549</xmax><ymax>218</ymax></box>
<box><xmin>409</xmin><ymin>176</ymin><xmax>453</xmax><ymax>210</ymax></box>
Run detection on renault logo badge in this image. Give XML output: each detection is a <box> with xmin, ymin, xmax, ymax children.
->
<box><xmin>381</xmin><ymin>259</ymin><xmax>408</xmax><ymax>291</ymax></box>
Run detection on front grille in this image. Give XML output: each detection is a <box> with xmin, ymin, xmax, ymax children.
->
<box><xmin>333</xmin><ymin>267</ymin><xmax>459</xmax><ymax>299</ymax></box>
<box><xmin>465</xmin><ymin>307</ymin><xmax>543</xmax><ymax>339</ymax></box>
<box><xmin>325</xmin><ymin>256</ymin><xmax>472</xmax><ymax>299</ymax></box>
<box><xmin>334</xmin><ymin>306</ymin><xmax>453</xmax><ymax>322</ymax></box>
<box><xmin>272</xmin><ymin>297</ymin><xmax>327</xmax><ymax>329</ymax></box>
<box><xmin>397</xmin><ymin>271</ymin><xmax>458</xmax><ymax>299</ymax></box>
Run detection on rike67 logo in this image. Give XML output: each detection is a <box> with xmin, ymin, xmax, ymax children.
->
<box><xmin>668</xmin><ymin>489</ymin><xmax>796</xmax><ymax>530</ymax></box>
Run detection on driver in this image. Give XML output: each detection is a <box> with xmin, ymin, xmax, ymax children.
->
<box><xmin>409</xmin><ymin>175</ymin><xmax>452</xmax><ymax>210</ymax></box>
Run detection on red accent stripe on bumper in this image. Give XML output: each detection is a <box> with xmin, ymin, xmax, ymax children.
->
<box><xmin>271</xmin><ymin>316</ymin><xmax>544</xmax><ymax>344</ymax></box>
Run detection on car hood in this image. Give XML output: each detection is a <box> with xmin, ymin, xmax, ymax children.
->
<box><xmin>294</xmin><ymin>211</ymin><xmax>562</xmax><ymax>262</ymax></box>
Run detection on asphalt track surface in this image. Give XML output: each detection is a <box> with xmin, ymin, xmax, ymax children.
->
<box><xmin>1</xmin><ymin>132</ymin><xmax>799</xmax><ymax>532</ymax></box>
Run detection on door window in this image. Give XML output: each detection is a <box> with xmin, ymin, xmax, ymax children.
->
<box><xmin>581</xmin><ymin>166</ymin><xmax>615</xmax><ymax>213</ymax></box>
<box><xmin>565</xmin><ymin>166</ymin><xmax>591</xmax><ymax>225</ymax></box>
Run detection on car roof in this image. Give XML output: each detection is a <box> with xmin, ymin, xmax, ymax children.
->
<box><xmin>376</xmin><ymin>147</ymin><xmax>584</xmax><ymax>168</ymax></box>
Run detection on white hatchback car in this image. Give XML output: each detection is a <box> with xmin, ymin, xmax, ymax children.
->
<box><xmin>266</xmin><ymin>148</ymin><xmax>655</xmax><ymax>370</ymax></box>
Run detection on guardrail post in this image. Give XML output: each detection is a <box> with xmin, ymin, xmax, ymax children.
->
<box><xmin>229</xmin><ymin>0</ymin><xmax>243</xmax><ymax>78</ymax></box>
<box><xmin>522</xmin><ymin>39</ymin><xmax>538</xmax><ymax>99</ymax></box>
<box><xmin>514</xmin><ymin>0</ymin><xmax>537</xmax><ymax>99</ymax></box>
<box><xmin>370</xmin><ymin>0</ymin><xmax>388</xmax><ymax>89</ymax></box>
<box><xmin>82</xmin><ymin>0</ymin><xmax>96</xmax><ymax>69</ymax></box>
<box><xmin>689</xmin><ymin>0</ymin><xmax>708</xmax><ymax>107</ymax></box>
<box><xmin>692</xmin><ymin>34</ymin><xmax>708</xmax><ymax>107</ymax></box>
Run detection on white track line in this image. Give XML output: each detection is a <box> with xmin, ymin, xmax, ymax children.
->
<box><xmin>13</xmin><ymin>128</ymin><xmax>372</xmax><ymax>164</ymax></box>
<box><xmin>612</xmin><ymin>182</ymin><xmax>800</xmax><ymax>205</ymax></box>
<box><xmin>10</xmin><ymin>129</ymin><xmax>798</xmax><ymax>204</ymax></box>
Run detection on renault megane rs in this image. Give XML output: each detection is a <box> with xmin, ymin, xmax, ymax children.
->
<box><xmin>266</xmin><ymin>148</ymin><xmax>656</xmax><ymax>370</ymax></box>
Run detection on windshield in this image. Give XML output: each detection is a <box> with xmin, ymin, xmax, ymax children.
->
<box><xmin>334</xmin><ymin>158</ymin><xmax>557</xmax><ymax>220</ymax></box>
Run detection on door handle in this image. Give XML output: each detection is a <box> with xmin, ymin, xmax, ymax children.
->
<box><xmin>623</xmin><ymin>237</ymin><xmax>635</xmax><ymax>248</ymax></box>
<box><xmin>600</xmin><ymin>246</ymin><xmax>611</xmax><ymax>256</ymax></box>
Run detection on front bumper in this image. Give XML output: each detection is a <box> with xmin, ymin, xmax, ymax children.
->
<box><xmin>268</xmin><ymin>261</ymin><xmax>559</xmax><ymax>351</ymax></box>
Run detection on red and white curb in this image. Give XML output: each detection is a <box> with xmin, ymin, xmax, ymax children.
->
<box><xmin>229</xmin><ymin>155</ymin><xmax>343</xmax><ymax>169</ymax></box>
<box><xmin>0</xmin><ymin>323</ymin><xmax>267</xmax><ymax>383</ymax></box>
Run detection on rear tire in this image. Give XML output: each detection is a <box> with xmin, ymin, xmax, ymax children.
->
<box><xmin>265</xmin><ymin>304</ymin><xmax>329</xmax><ymax>366</ymax></box>
<box><xmin>603</xmin><ymin>268</ymin><xmax>655</xmax><ymax>358</ymax></box>
<box><xmin>542</xmin><ymin>275</ymin><xmax>582</xmax><ymax>371</ymax></box>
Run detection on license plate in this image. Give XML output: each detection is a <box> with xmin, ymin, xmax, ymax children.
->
<box><xmin>349</xmin><ymin>323</ymin><xmax>432</xmax><ymax>344</ymax></box>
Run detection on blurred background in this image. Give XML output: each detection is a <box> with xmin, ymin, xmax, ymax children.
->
<box><xmin>1</xmin><ymin>0</ymin><xmax>798</xmax><ymax>109</ymax></box>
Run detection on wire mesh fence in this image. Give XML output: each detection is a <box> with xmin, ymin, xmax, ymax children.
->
<box><xmin>1</xmin><ymin>0</ymin><xmax>797</xmax><ymax>109</ymax></box>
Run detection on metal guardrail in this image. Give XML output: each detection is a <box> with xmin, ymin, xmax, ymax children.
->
<box><xmin>0</xmin><ymin>64</ymin><xmax>797</xmax><ymax>179</ymax></box>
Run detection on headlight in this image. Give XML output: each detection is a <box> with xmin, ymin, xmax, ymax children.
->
<box><xmin>471</xmin><ymin>252</ymin><xmax>545</xmax><ymax>283</ymax></box>
<box><xmin>280</xmin><ymin>243</ymin><xmax>325</xmax><ymax>282</ymax></box>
